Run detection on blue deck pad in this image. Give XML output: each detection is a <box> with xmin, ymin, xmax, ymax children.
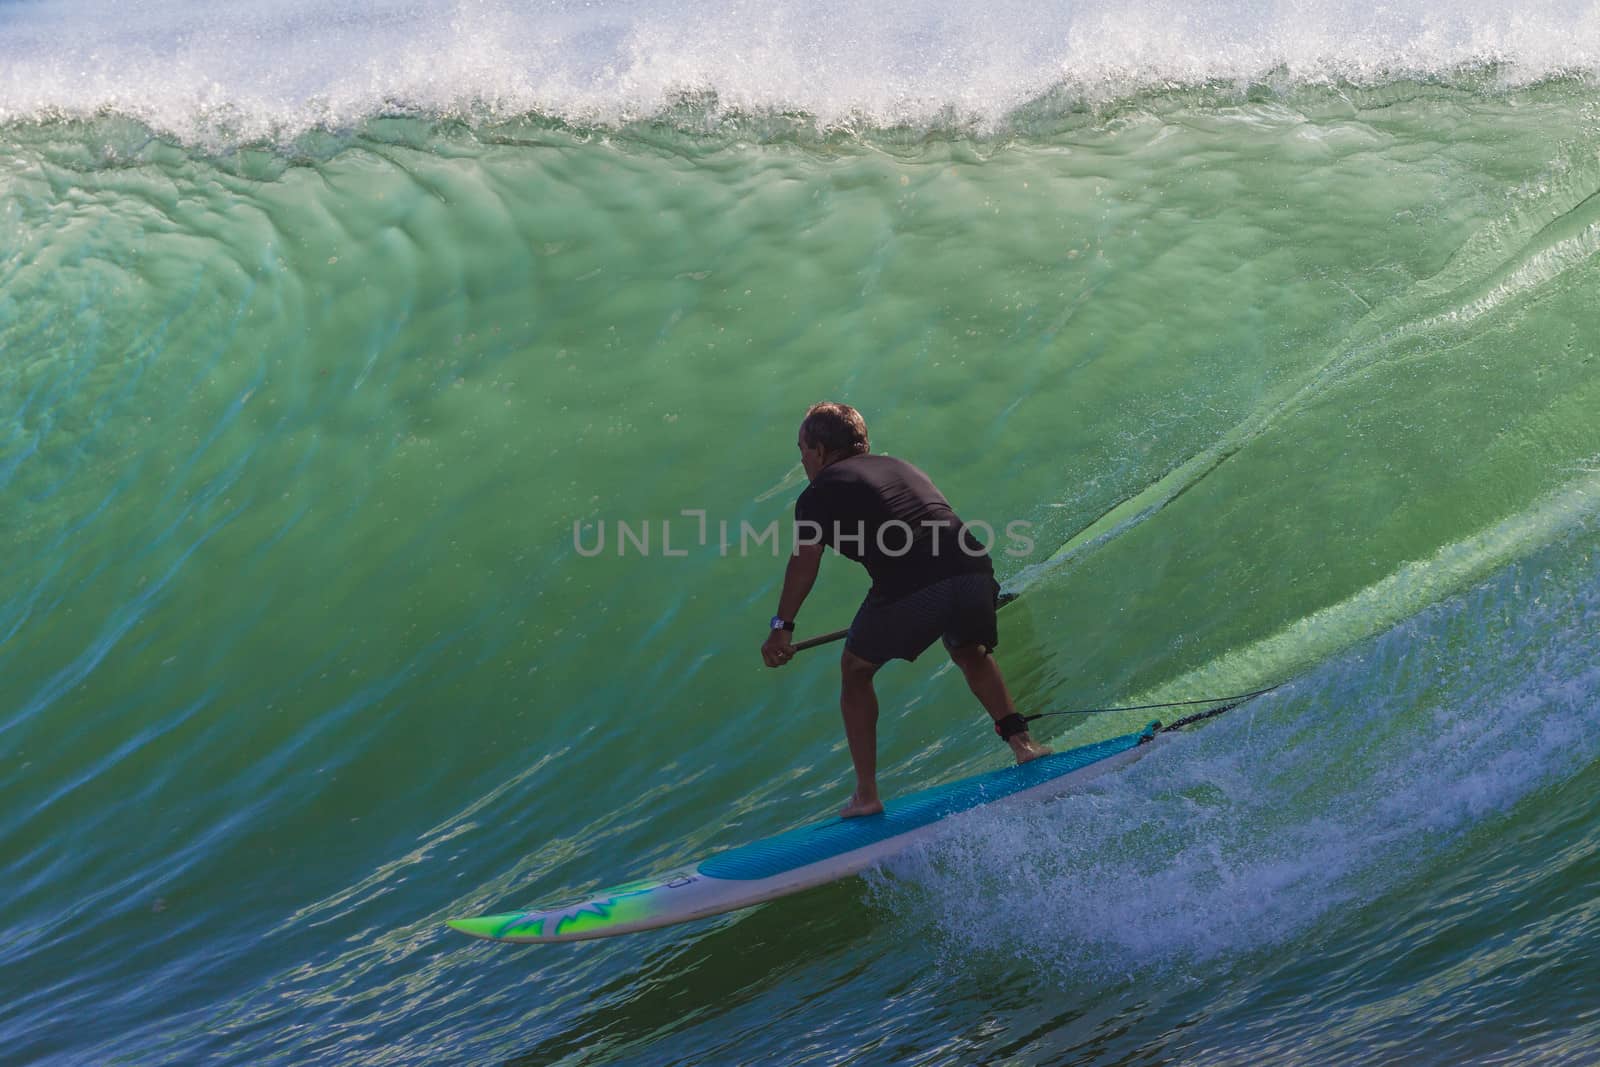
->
<box><xmin>698</xmin><ymin>723</ymin><xmax>1159</xmax><ymax>880</ymax></box>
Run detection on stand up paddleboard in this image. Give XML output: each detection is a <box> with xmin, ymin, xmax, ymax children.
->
<box><xmin>447</xmin><ymin>721</ymin><xmax>1162</xmax><ymax>944</ymax></box>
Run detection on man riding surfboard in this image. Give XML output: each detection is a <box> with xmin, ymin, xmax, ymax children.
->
<box><xmin>761</xmin><ymin>402</ymin><xmax>1049</xmax><ymax>818</ymax></box>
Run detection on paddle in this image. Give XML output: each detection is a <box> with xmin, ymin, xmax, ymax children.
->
<box><xmin>787</xmin><ymin>588</ymin><xmax>1283</xmax><ymax>715</ymax></box>
<box><xmin>791</xmin><ymin>590</ymin><xmax>1019</xmax><ymax>653</ymax></box>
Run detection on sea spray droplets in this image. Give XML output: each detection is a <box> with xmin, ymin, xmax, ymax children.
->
<box><xmin>868</xmin><ymin>534</ymin><xmax>1600</xmax><ymax>985</ymax></box>
<box><xmin>868</xmin><ymin>722</ymin><xmax>1370</xmax><ymax>984</ymax></box>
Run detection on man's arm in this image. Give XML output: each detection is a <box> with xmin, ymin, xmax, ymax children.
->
<box><xmin>775</xmin><ymin>540</ymin><xmax>823</xmax><ymax>622</ymax></box>
<box><xmin>762</xmin><ymin>541</ymin><xmax>824</xmax><ymax>668</ymax></box>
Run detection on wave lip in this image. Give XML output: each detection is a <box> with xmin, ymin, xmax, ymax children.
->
<box><xmin>3</xmin><ymin>0</ymin><xmax>1600</xmax><ymax>143</ymax></box>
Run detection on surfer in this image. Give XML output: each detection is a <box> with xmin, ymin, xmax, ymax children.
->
<box><xmin>762</xmin><ymin>401</ymin><xmax>1050</xmax><ymax>818</ymax></box>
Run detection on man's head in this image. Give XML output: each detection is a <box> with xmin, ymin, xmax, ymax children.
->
<box><xmin>798</xmin><ymin>401</ymin><xmax>869</xmax><ymax>480</ymax></box>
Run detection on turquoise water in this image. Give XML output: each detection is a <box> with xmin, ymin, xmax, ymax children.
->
<box><xmin>4</xmin><ymin>2</ymin><xmax>1600</xmax><ymax>1063</ymax></box>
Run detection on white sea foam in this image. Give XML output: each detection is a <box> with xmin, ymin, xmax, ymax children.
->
<box><xmin>2</xmin><ymin>0</ymin><xmax>1599</xmax><ymax>141</ymax></box>
<box><xmin>867</xmin><ymin>529</ymin><xmax>1600</xmax><ymax>983</ymax></box>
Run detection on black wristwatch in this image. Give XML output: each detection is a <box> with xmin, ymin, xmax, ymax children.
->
<box><xmin>769</xmin><ymin>615</ymin><xmax>795</xmax><ymax>632</ymax></box>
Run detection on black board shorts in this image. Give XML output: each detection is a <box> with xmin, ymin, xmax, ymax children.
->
<box><xmin>844</xmin><ymin>572</ymin><xmax>1002</xmax><ymax>664</ymax></box>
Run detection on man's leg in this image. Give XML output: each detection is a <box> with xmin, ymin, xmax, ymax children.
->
<box><xmin>947</xmin><ymin>642</ymin><xmax>1050</xmax><ymax>763</ymax></box>
<box><xmin>839</xmin><ymin>649</ymin><xmax>885</xmax><ymax>818</ymax></box>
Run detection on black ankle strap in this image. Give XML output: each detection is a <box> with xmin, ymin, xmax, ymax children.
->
<box><xmin>995</xmin><ymin>713</ymin><xmax>1030</xmax><ymax>740</ymax></box>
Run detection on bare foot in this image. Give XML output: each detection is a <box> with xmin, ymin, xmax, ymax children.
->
<box><xmin>840</xmin><ymin>792</ymin><xmax>884</xmax><ymax>819</ymax></box>
<box><xmin>1009</xmin><ymin>734</ymin><xmax>1052</xmax><ymax>764</ymax></box>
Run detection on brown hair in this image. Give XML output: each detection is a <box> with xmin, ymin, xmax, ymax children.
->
<box><xmin>800</xmin><ymin>401</ymin><xmax>869</xmax><ymax>457</ymax></box>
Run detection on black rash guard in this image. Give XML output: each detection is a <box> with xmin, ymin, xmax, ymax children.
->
<box><xmin>794</xmin><ymin>453</ymin><xmax>991</xmax><ymax>603</ymax></box>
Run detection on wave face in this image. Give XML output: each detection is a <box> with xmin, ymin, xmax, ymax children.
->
<box><xmin>5</xmin><ymin>5</ymin><xmax>1600</xmax><ymax>1065</ymax></box>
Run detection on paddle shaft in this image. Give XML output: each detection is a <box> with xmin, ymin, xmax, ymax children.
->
<box><xmin>792</xmin><ymin>627</ymin><xmax>849</xmax><ymax>652</ymax></box>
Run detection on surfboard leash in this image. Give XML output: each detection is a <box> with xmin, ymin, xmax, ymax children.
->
<box><xmin>1020</xmin><ymin>684</ymin><xmax>1282</xmax><ymax>730</ymax></box>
